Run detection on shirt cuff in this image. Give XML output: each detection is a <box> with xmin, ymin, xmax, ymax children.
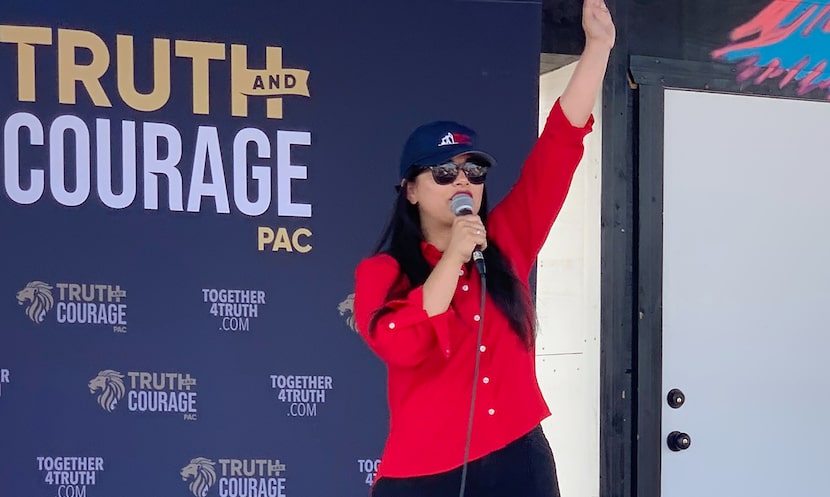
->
<box><xmin>384</xmin><ymin>286</ymin><xmax>455</xmax><ymax>359</ymax></box>
<box><xmin>544</xmin><ymin>98</ymin><xmax>594</xmax><ymax>141</ymax></box>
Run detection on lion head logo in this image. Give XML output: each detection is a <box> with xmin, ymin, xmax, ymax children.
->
<box><xmin>181</xmin><ymin>457</ymin><xmax>217</xmax><ymax>497</ymax></box>
<box><xmin>338</xmin><ymin>293</ymin><xmax>357</xmax><ymax>332</ymax></box>
<box><xmin>88</xmin><ymin>370</ymin><xmax>125</xmax><ymax>412</ymax></box>
<box><xmin>16</xmin><ymin>281</ymin><xmax>54</xmax><ymax>324</ymax></box>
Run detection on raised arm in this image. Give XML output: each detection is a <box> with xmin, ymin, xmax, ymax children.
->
<box><xmin>485</xmin><ymin>0</ymin><xmax>615</xmax><ymax>277</ymax></box>
<box><xmin>560</xmin><ymin>0</ymin><xmax>616</xmax><ymax>127</ymax></box>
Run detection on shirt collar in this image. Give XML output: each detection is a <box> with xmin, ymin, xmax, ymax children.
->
<box><xmin>420</xmin><ymin>241</ymin><xmax>471</xmax><ymax>278</ymax></box>
<box><xmin>420</xmin><ymin>241</ymin><xmax>443</xmax><ymax>265</ymax></box>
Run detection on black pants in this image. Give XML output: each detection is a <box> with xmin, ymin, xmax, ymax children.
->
<box><xmin>371</xmin><ymin>425</ymin><xmax>561</xmax><ymax>497</ymax></box>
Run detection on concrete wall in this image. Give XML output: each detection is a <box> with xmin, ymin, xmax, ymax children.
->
<box><xmin>535</xmin><ymin>60</ymin><xmax>602</xmax><ymax>497</ymax></box>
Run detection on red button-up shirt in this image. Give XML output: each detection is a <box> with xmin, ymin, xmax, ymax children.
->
<box><xmin>354</xmin><ymin>98</ymin><xmax>593</xmax><ymax>479</ymax></box>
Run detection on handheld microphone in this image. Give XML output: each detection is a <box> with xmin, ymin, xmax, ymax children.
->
<box><xmin>451</xmin><ymin>193</ymin><xmax>486</xmax><ymax>275</ymax></box>
<box><xmin>450</xmin><ymin>192</ymin><xmax>488</xmax><ymax>497</ymax></box>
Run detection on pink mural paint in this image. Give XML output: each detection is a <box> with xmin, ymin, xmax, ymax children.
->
<box><xmin>712</xmin><ymin>1</ymin><xmax>830</xmax><ymax>98</ymax></box>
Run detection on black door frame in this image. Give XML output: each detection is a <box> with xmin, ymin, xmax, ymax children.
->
<box><xmin>600</xmin><ymin>52</ymin><xmax>775</xmax><ymax>497</ymax></box>
<box><xmin>630</xmin><ymin>54</ymin><xmax>769</xmax><ymax>497</ymax></box>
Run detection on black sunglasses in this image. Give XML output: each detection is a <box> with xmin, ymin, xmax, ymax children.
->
<box><xmin>420</xmin><ymin>161</ymin><xmax>489</xmax><ymax>185</ymax></box>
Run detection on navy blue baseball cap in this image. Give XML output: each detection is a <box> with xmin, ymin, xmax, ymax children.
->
<box><xmin>398</xmin><ymin>120</ymin><xmax>496</xmax><ymax>180</ymax></box>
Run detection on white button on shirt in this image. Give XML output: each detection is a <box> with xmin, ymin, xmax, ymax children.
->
<box><xmin>462</xmin><ymin>284</ymin><xmax>469</xmax><ymax>292</ymax></box>
<box><xmin>483</xmin><ymin>377</ymin><xmax>490</xmax><ymax>384</ymax></box>
<box><xmin>479</xmin><ymin>345</ymin><xmax>486</xmax><ymax>352</ymax></box>
<box><xmin>388</xmin><ymin>322</ymin><xmax>395</xmax><ymax>329</ymax></box>
<box><xmin>488</xmin><ymin>408</ymin><xmax>495</xmax><ymax>415</ymax></box>
<box><xmin>473</xmin><ymin>315</ymin><xmax>481</xmax><ymax>322</ymax></box>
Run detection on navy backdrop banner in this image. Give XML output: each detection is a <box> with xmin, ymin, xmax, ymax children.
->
<box><xmin>0</xmin><ymin>1</ymin><xmax>542</xmax><ymax>496</ymax></box>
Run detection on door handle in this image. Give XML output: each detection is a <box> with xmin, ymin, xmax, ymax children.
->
<box><xmin>667</xmin><ymin>388</ymin><xmax>685</xmax><ymax>408</ymax></box>
<box><xmin>667</xmin><ymin>431</ymin><xmax>691</xmax><ymax>451</ymax></box>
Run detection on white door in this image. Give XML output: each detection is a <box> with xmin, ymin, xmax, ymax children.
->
<box><xmin>660</xmin><ymin>89</ymin><xmax>830</xmax><ymax>496</ymax></box>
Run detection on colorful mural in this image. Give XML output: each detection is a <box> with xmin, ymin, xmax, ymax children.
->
<box><xmin>712</xmin><ymin>0</ymin><xmax>830</xmax><ymax>98</ymax></box>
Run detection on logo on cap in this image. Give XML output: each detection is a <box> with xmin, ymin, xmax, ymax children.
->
<box><xmin>438</xmin><ymin>132</ymin><xmax>472</xmax><ymax>147</ymax></box>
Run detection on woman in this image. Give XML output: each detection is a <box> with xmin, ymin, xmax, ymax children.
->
<box><xmin>353</xmin><ymin>2</ymin><xmax>615</xmax><ymax>496</ymax></box>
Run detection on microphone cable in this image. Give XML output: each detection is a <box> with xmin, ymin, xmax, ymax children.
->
<box><xmin>458</xmin><ymin>260</ymin><xmax>486</xmax><ymax>497</ymax></box>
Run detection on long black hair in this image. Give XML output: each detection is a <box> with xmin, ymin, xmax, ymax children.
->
<box><xmin>367</xmin><ymin>172</ymin><xmax>537</xmax><ymax>349</ymax></box>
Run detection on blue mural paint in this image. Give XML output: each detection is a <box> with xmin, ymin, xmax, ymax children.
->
<box><xmin>712</xmin><ymin>1</ymin><xmax>830</xmax><ymax>96</ymax></box>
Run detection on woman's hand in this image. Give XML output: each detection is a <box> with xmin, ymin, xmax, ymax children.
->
<box><xmin>559</xmin><ymin>0</ymin><xmax>615</xmax><ymax>126</ymax></box>
<box><xmin>422</xmin><ymin>215</ymin><xmax>487</xmax><ymax>316</ymax></box>
<box><xmin>445</xmin><ymin>215</ymin><xmax>487</xmax><ymax>265</ymax></box>
<box><xmin>583</xmin><ymin>0</ymin><xmax>616</xmax><ymax>51</ymax></box>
